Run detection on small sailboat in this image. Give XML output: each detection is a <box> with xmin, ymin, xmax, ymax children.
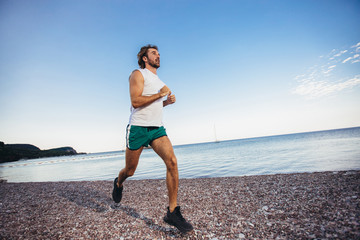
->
<box><xmin>214</xmin><ymin>124</ymin><xmax>220</xmax><ymax>143</ymax></box>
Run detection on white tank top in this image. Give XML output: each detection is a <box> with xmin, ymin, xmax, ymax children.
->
<box><xmin>129</xmin><ymin>68</ymin><xmax>166</xmax><ymax>126</ymax></box>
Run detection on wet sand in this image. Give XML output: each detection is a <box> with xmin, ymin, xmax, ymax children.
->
<box><xmin>1</xmin><ymin>171</ymin><xmax>359</xmax><ymax>239</ymax></box>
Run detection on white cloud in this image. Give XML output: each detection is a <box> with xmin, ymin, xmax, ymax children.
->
<box><xmin>342</xmin><ymin>57</ymin><xmax>352</xmax><ymax>63</ymax></box>
<box><xmin>330</xmin><ymin>50</ymin><xmax>348</xmax><ymax>60</ymax></box>
<box><xmin>293</xmin><ymin>75</ymin><xmax>360</xmax><ymax>98</ymax></box>
<box><xmin>293</xmin><ymin>42</ymin><xmax>360</xmax><ymax>99</ymax></box>
<box><xmin>323</xmin><ymin>65</ymin><xmax>336</xmax><ymax>74</ymax></box>
<box><xmin>334</xmin><ymin>50</ymin><xmax>347</xmax><ymax>57</ymax></box>
<box><xmin>351</xmin><ymin>42</ymin><xmax>360</xmax><ymax>48</ymax></box>
<box><xmin>294</xmin><ymin>74</ymin><xmax>306</xmax><ymax>80</ymax></box>
<box><xmin>351</xmin><ymin>42</ymin><xmax>360</xmax><ymax>52</ymax></box>
<box><xmin>342</xmin><ymin>53</ymin><xmax>360</xmax><ymax>64</ymax></box>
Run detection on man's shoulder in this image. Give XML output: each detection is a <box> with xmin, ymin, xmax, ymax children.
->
<box><xmin>129</xmin><ymin>69</ymin><xmax>144</xmax><ymax>82</ymax></box>
<box><xmin>130</xmin><ymin>69</ymin><xmax>140</xmax><ymax>74</ymax></box>
<box><xmin>131</xmin><ymin>69</ymin><xmax>146</xmax><ymax>75</ymax></box>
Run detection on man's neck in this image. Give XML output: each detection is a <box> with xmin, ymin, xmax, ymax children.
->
<box><xmin>145</xmin><ymin>65</ymin><xmax>157</xmax><ymax>75</ymax></box>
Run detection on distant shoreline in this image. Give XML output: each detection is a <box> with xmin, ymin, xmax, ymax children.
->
<box><xmin>0</xmin><ymin>142</ymin><xmax>82</xmax><ymax>163</ymax></box>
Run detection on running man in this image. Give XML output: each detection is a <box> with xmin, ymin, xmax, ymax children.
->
<box><xmin>112</xmin><ymin>44</ymin><xmax>193</xmax><ymax>233</ymax></box>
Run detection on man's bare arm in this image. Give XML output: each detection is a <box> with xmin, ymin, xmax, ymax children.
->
<box><xmin>129</xmin><ymin>70</ymin><xmax>170</xmax><ymax>109</ymax></box>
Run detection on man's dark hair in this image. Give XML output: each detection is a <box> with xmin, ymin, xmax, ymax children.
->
<box><xmin>137</xmin><ymin>44</ymin><xmax>158</xmax><ymax>69</ymax></box>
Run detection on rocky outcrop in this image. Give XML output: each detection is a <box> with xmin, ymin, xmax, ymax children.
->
<box><xmin>0</xmin><ymin>142</ymin><xmax>79</xmax><ymax>163</ymax></box>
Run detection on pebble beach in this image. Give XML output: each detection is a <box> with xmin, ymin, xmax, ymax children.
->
<box><xmin>1</xmin><ymin>171</ymin><xmax>359</xmax><ymax>239</ymax></box>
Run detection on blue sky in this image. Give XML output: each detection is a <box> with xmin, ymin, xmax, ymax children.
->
<box><xmin>1</xmin><ymin>0</ymin><xmax>360</xmax><ymax>153</ymax></box>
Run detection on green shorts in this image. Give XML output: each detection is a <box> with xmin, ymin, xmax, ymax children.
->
<box><xmin>126</xmin><ymin>125</ymin><xmax>167</xmax><ymax>150</ymax></box>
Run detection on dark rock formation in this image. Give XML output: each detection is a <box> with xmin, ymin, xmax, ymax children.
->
<box><xmin>0</xmin><ymin>141</ymin><xmax>79</xmax><ymax>163</ymax></box>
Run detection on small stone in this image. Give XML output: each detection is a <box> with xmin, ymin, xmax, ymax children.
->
<box><xmin>248</xmin><ymin>222</ymin><xmax>254</xmax><ymax>227</ymax></box>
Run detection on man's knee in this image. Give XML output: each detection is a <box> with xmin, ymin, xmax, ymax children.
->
<box><xmin>166</xmin><ymin>156</ymin><xmax>178</xmax><ymax>171</ymax></box>
<box><xmin>125</xmin><ymin>167</ymin><xmax>136</xmax><ymax>177</ymax></box>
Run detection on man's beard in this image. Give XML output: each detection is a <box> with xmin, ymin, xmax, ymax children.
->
<box><xmin>148</xmin><ymin>58</ymin><xmax>160</xmax><ymax>69</ymax></box>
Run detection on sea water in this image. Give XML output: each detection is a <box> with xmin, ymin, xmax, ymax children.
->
<box><xmin>1</xmin><ymin>127</ymin><xmax>359</xmax><ymax>182</ymax></box>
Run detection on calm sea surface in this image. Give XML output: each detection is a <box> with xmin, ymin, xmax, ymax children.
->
<box><xmin>1</xmin><ymin>127</ymin><xmax>360</xmax><ymax>182</ymax></box>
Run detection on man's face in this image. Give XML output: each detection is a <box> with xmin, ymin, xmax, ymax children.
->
<box><xmin>145</xmin><ymin>48</ymin><xmax>160</xmax><ymax>69</ymax></box>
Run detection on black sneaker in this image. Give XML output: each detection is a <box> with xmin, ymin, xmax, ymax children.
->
<box><xmin>112</xmin><ymin>177</ymin><xmax>123</xmax><ymax>203</ymax></box>
<box><xmin>164</xmin><ymin>206</ymin><xmax>193</xmax><ymax>233</ymax></box>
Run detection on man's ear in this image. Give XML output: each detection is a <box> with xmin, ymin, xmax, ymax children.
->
<box><xmin>142</xmin><ymin>55</ymin><xmax>147</xmax><ymax>63</ymax></box>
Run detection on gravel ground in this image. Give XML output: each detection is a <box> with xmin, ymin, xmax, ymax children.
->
<box><xmin>1</xmin><ymin>171</ymin><xmax>359</xmax><ymax>239</ymax></box>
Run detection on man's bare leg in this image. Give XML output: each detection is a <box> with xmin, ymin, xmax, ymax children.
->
<box><xmin>150</xmin><ymin>136</ymin><xmax>178</xmax><ymax>212</ymax></box>
<box><xmin>117</xmin><ymin>147</ymin><xmax>143</xmax><ymax>188</ymax></box>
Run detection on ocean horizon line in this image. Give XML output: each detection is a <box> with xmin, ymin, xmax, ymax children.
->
<box><xmin>89</xmin><ymin>125</ymin><xmax>360</xmax><ymax>154</ymax></box>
